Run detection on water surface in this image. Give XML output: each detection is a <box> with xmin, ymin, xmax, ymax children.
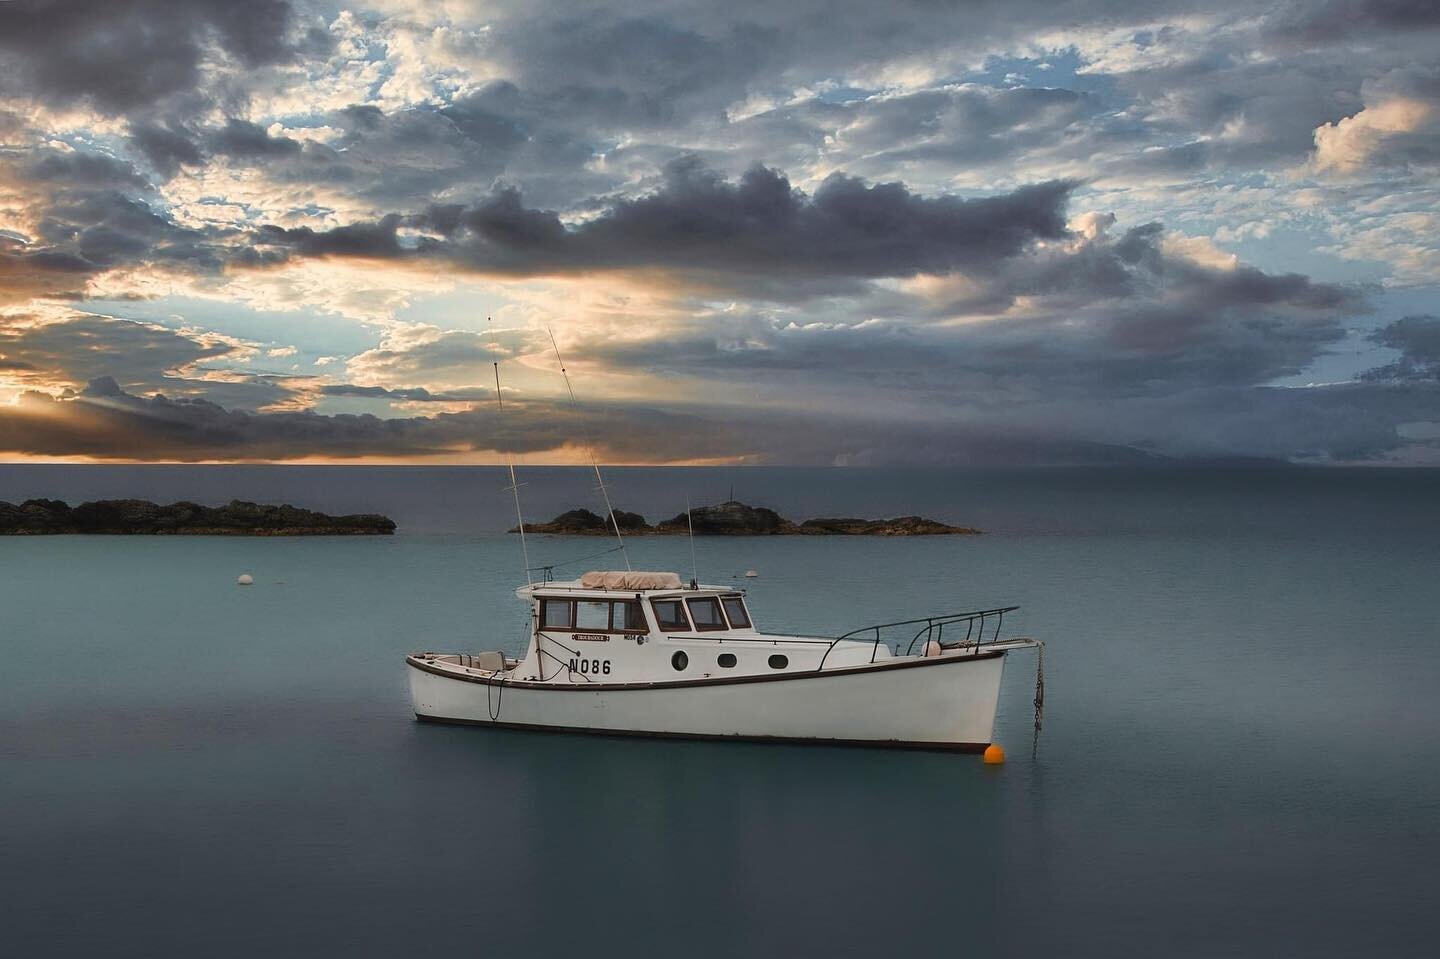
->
<box><xmin>1</xmin><ymin>466</ymin><xmax>1436</xmax><ymax>956</ymax></box>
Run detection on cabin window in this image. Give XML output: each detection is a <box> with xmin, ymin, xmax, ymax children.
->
<box><xmin>540</xmin><ymin>599</ymin><xmax>573</xmax><ymax>629</ymax></box>
<box><xmin>768</xmin><ymin>654</ymin><xmax>789</xmax><ymax>670</ymax></box>
<box><xmin>686</xmin><ymin>597</ymin><xmax>727</xmax><ymax>631</ymax></box>
<box><xmin>717</xmin><ymin>653</ymin><xmax>737</xmax><ymax>668</ymax></box>
<box><xmin>576</xmin><ymin>601</ymin><xmax>610</xmax><ymax>631</ymax></box>
<box><xmin>617</xmin><ymin>600</ymin><xmax>646</xmax><ymax>632</ymax></box>
<box><xmin>721</xmin><ymin>596</ymin><xmax>751</xmax><ymax>629</ymax></box>
<box><xmin>652</xmin><ymin>599</ymin><xmax>690</xmax><ymax>631</ymax></box>
<box><xmin>672</xmin><ymin>650</ymin><xmax>689</xmax><ymax>671</ymax></box>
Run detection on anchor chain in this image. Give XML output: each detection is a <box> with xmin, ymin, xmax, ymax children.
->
<box><xmin>1031</xmin><ymin>640</ymin><xmax>1046</xmax><ymax>754</ymax></box>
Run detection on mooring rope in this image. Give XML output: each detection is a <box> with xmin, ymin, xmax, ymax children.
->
<box><xmin>486</xmin><ymin>669</ymin><xmax>506</xmax><ymax>722</ymax></box>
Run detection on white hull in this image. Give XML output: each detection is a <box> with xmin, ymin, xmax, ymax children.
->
<box><xmin>408</xmin><ymin>650</ymin><xmax>1011</xmax><ymax>751</ymax></box>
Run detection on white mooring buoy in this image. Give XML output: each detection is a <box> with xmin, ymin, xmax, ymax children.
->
<box><xmin>237</xmin><ymin>573</ymin><xmax>254</xmax><ymax>586</ymax></box>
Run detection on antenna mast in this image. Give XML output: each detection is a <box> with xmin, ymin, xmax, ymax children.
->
<box><xmin>686</xmin><ymin>495</ymin><xmax>698</xmax><ymax>586</ymax></box>
<box><xmin>547</xmin><ymin>326</ymin><xmax>631</xmax><ymax>571</ymax></box>
<box><xmin>490</xmin><ymin>319</ymin><xmax>531</xmax><ymax>584</ymax></box>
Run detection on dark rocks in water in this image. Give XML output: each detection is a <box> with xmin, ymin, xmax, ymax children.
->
<box><xmin>657</xmin><ymin>500</ymin><xmax>790</xmax><ymax>535</ymax></box>
<box><xmin>513</xmin><ymin>500</ymin><xmax>982</xmax><ymax>536</ymax></box>
<box><xmin>510</xmin><ymin>508</ymin><xmax>648</xmax><ymax>535</ymax></box>
<box><xmin>795</xmin><ymin>516</ymin><xmax>982</xmax><ymax>536</ymax></box>
<box><xmin>0</xmin><ymin>499</ymin><xmax>396</xmax><ymax>535</ymax></box>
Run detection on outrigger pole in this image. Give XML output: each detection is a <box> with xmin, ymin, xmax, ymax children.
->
<box><xmin>547</xmin><ymin>326</ymin><xmax>631</xmax><ymax>571</ymax></box>
<box><xmin>489</xmin><ymin>319</ymin><xmax>531</xmax><ymax>585</ymax></box>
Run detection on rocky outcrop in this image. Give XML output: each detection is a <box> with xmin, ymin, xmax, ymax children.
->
<box><xmin>513</xmin><ymin>500</ymin><xmax>981</xmax><ymax>536</ymax></box>
<box><xmin>656</xmin><ymin>501</ymin><xmax>790</xmax><ymax>535</ymax></box>
<box><xmin>0</xmin><ymin>499</ymin><xmax>396</xmax><ymax>535</ymax></box>
<box><xmin>795</xmin><ymin>516</ymin><xmax>982</xmax><ymax>535</ymax></box>
<box><xmin>510</xmin><ymin>507</ymin><xmax>648</xmax><ymax>535</ymax></box>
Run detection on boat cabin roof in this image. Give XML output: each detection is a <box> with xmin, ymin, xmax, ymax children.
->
<box><xmin>516</xmin><ymin>570</ymin><xmax>740</xmax><ymax>599</ymax></box>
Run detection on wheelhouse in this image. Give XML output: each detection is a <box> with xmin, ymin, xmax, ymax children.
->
<box><xmin>522</xmin><ymin>579</ymin><xmax>758</xmax><ymax>639</ymax></box>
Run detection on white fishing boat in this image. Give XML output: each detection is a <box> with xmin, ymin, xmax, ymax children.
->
<box><xmin>406</xmin><ymin>330</ymin><xmax>1043</xmax><ymax>752</ymax></box>
<box><xmin>407</xmin><ymin>570</ymin><xmax>1042</xmax><ymax>752</ymax></box>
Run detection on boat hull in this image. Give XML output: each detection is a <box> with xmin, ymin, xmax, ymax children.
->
<box><xmin>407</xmin><ymin>652</ymin><xmax>1009</xmax><ymax>751</ymax></box>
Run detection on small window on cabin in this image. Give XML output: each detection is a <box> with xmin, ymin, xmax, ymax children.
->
<box><xmin>717</xmin><ymin>653</ymin><xmax>737</xmax><ymax>668</ymax></box>
<box><xmin>652</xmin><ymin>599</ymin><xmax>690</xmax><ymax>631</ymax></box>
<box><xmin>768</xmin><ymin>654</ymin><xmax>789</xmax><ymax>670</ymax></box>
<box><xmin>541</xmin><ymin>600</ymin><xmax>573</xmax><ymax>629</ymax></box>
<box><xmin>576</xmin><ymin>601</ymin><xmax>610</xmax><ymax>631</ymax></box>
<box><xmin>617</xmin><ymin>600</ymin><xmax>646</xmax><ymax>632</ymax></box>
<box><xmin>721</xmin><ymin>596</ymin><xmax>751</xmax><ymax>629</ymax></box>
<box><xmin>687</xmin><ymin>597</ymin><xmax>727</xmax><ymax>631</ymax></box>
<box><xmin>672</xmin><ymin>650</ymin><xmax>689</xmax><ymax>671</ymax></box>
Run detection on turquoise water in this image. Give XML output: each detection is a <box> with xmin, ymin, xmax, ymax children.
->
<box><xmin>2</xmin><ymin>467</ymin><xmax>1438</xmax><ymax>956</ymax></box>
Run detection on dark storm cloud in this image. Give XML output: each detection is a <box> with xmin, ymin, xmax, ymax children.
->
<box><xmin>35</xmin><ymin>191</ymin><xmax>216</xmax><ymax>270</ymax></box>
<box><xmin>126</xmin><ymin>122</ymin><xmax>206</xmax><ymax>179</ymax></box>
<box><xmin>1363</xmin><ymin>315</ymin><xmax>1440</xmax><ymax>381</ymax></box>
<box><xmin>22</xmin><ymin>152</ymin><xmax>149</xmax><ymax>190</ymax></box>
<box><xmin>0</xmin><ymin>0</ymin><xmax>298</xmax><ymax>114</ymax></box>
<box><xmin>1269</xmin><ymin>0</ymin><xmax>1440</xmax><ymax>42</ymax></box>
<box><xmin>208</xmin><ymin>119</ymin><xmax>302</xmax><ymax>159</ymax></box>
<box><xmin>257</xmin><ymin>159</ymin><xmax>1075</xmax><ymax>283</ymax></box>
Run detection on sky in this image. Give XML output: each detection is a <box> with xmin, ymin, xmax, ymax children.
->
<box><xmin>1</xmin><ymin>0</ymin><xmax>1439</xmax><ymax>466</ymax></box>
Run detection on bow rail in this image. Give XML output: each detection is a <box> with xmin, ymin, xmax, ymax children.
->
<box><xmin>817</xmin><ymin>605</ymin><xmax>1021</xmax><ymax>670</ymax></box>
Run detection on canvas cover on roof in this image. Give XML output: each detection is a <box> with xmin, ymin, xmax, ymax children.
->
<box><xmin>580</xmin><ymin>570</ymin><xmax>683</xmax><ymax>590</ymax></box>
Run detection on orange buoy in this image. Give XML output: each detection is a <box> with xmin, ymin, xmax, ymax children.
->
<box><xmin>983</xmin><ymin>743</ymin><xmax>1006</xmax><ymax>765</ymax></box>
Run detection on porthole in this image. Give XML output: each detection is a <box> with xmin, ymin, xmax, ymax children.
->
<box><xmin>671</xmin><ymin>650</ymin><xmax>689</xmax><ymax>671</ymax></box>
<box><xmin>717</xmin><ymin>653</ymin><xmax>737</xmax><ymax>668</ymax></box>
<box><xmin>768</xmin><ymin>654</ymin><xmax>789</xmax><ymax>670</ymax></box>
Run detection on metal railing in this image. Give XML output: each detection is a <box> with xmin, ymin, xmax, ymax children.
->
<box><xmin>817</xmin><ymin>605</ymin><xmax>1020</xmax><ymax>670</ymax></box>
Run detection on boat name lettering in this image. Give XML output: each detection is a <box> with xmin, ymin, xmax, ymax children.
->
<box><xmin>574</xmin><ymin>633</ymin><xmax>610</xmax><ymax>642</ymax></box>
<box><xmin>569</xmin><ymin>658</ymin><xmax>612</xmax><ymax>676</ymax></box>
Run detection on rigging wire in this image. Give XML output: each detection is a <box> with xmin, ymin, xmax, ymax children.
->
<box><xmin>526</xmin><ymin>543</ymin><xmax>626</xmax><ymax>578</ymax></box>
<box><xmin>546</xmin><ymin>325</ymin><xmax>631</xmax><ymax>571</ymax></box>
<box><xmin>490</xmin><ymin>320</ymin><xmax>532</xmax><ymax>585</ymax></box>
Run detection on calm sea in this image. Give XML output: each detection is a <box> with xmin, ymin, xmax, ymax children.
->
<box><xmin>1</xmin><ymin>465</ymin><xmax>1437</xmax><ymax>957</ymax></box>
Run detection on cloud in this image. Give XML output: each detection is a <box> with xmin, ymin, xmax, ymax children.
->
<box><xmin>0</xmin><ymin>376</ymin><xmax>735</xmax><ymax>462</ymax></box>
<box><xmin>0</xmin><ymin>0</ymin><xmax>300</xmax><ymax>114</ymax></box>
<box><xmin>0</xmin><ymin>145</ymin><xmax>235</xmax><ymax>304</ymax></box>
<box><xmin>256</xmin><ymin>158</ymin><xmax>1076</xmax><ymax>292</ymax></box>
<box><xmin>3</xmin><ymin>371</ymin><xmax>1437</xmax><ymax>466</ymax></box>
<box><xmin>1271</xmin><ymin>0</ymin><xmax>1440</xmax><ymax>43</ymax></box>
<box><xmin>319</xmin><ymin>383</ymin><xmax>494</xmax><ymax>402</ymax></box>
<box><xmin>0</xmin><ymin>312</ymin><xmax>247</xmax><ymax>395</ymax></box>
<box><xmin>1363</xmin><ymin>314</ymin><xmax>1440</xmax><ymax>381</ymax></box>
<box><xmin>128</xmin><ymin>121</ymin><xmax>205</xmax><ymax>179</ymax></box>
<box><xmin>1312</xmin><ymin>98</ymin><xmax>1437</xmax><ymax>176</ymax></box>
<box><xmin>1</xmin><ymin>0</ymin><xmax>1438</xmax><ymax>466</ymax></box>
<box><xmin>563</xmin><ymin>218</ymin><xmax>1366</xmax><ymax>399</ymax></box>
<box><xmin>208</xmin><ymin>119</ymin><xmax>302</xmax><ymax>159</ymax></box>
